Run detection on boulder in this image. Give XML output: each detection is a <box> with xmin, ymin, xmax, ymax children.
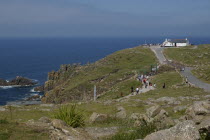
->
<box><xmin>89</xmin><ymin>112</ymin><xmax>108</xmax><ymax>123</ymax></box>
<box><xmin>146</xmin><ymin>105</ymin><xmax>161</xmax><ymax>118</ymax></box>
<box><xmin>185</xmin><ymin>100</ymin><xmax>210</xmax><ymax>120</ymax></box>
<box><xmin>39</xmin><ymin>116</ymin><xmax>51</xmax><ymax>123</ymax></box>
<box><xmin>197</xmin><ymin>117</ymin><xmax>210</xmax><ymax>132</ymax></box>
<box><xmin>116</xmin><ymin>106</ymin><xmax>127</xmax><ymax>119</ymax></box>
<box><xmin>144</xmin><ymin>120</ymin><xmax>200</xmax><ymax>140</ymax></box>
<box><xmin>173</xmin><ymin>106</ymin><xmax>187</xmax><ymax>113</ymax></box>
<box><xmin>52</xmin><ymin>119</ymin><xmax>67</xmax><ymax>129</ymax></box>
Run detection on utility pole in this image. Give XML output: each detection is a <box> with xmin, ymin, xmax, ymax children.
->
<box><xmin>94</xmin><ymin>85</ymin><xmax>97</xmax><ymax>101</ymax></box>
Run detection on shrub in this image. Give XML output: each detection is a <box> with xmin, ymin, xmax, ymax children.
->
<box><xmin>53</xmin><ymin>104</ymin><xmax>85</xmax><ymax>128</ymax></box>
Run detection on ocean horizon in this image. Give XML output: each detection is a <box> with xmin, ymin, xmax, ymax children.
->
<box><xmin>0</xmin><ymin>37</ymin><xmax>209</xmax><ymax>105</ymax></box>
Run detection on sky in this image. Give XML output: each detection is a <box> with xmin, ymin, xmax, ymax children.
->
<box><xmin>0</xmin><ymin>0</ymin><xmax>210</xmax><ymax>38</ymax></box>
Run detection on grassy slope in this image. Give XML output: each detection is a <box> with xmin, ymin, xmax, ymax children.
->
<box><xmin>44</xmin><ymin>46</ymin><xmax>158</xmax><ymax>103</ymax></box>
<box><xmin>0</xmin><ymin>69</ymin><xmax>209</xmax><ymax>139</ymax></box>
<box><xmin>164</xmin><ymin>44</ymin><xmax>210</xmax><ymax>83</ymax></box>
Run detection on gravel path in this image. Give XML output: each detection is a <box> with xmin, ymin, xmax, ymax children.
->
<box><xmin>150</xmin><ymin>46</ymin><xmax>210</xmax><ymax>92</ymax></box>
<box><xmin>180</xmin><ymin>67</ymin><xmax>210</xmax><ymax>92</ymax></box>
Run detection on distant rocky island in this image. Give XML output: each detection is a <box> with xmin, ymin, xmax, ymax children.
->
<box><xmin>0</xmin><ymin>76</ymin><xmax>37</xmax><ymax>87</ymax></box>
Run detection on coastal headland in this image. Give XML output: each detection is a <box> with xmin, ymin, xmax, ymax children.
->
<box><xmin>0</xmin><ymin>44</ymin><xmax>210</xmax><ymax>140</ymax></box>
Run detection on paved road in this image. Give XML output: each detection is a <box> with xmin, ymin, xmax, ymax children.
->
<box><xmin>150</xmin><ymin>46</ymin><xmax>167</xmax><ymax>64</ymax></box>
<box><xmin>180</xmin><ymin>67</ymin><xmax>210</xmax><ymax>92</ymax></box>
<box><xmin>150</xmin><ymin>46</ymin><xmax>210</xmax><ymax>92</ymax></box>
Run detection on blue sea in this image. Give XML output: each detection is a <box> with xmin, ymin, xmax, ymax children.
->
<box><xmin>0</xmin><ymin>37</ymin><xmax>209</xmax><ymax>105</ymax></box>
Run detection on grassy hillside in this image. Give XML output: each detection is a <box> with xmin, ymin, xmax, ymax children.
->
<box><xmin>42</xmin><ymin>46</ymin><xmax>158</xmax><ymax>103</ymax></box>
<box><xmin>164</xmin><ymin>44</ymin><xmax>210</xmax><ymax>83</ymax></box>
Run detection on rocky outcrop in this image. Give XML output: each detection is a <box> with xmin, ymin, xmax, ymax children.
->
<box><xmin>185</xmin><ymin>100</ymin><xmax>210</xmax><ymax>124</ymax></box>
<box><xmin>130</xmin><ymin>105</ymin><xmax>175</xmax><ymax>129</ymax></box>
<box><xmin>0</xmin><ymin>79</ymin><xmax>8</xmax><ymax>86</ymax></box>
<box><xmin>0</xmin><ymin>76</ymin><xmax>37</xmax><ymax>86</ymax></box>
<box><xmin>26</xmin><ymin>94</ymin><xmax>41</xmax><ymax>101</ymax></box>
<box><xmin>34</xmin><ymin>85</ymin><xmax>44</xmax><ymax>92</ymax></box>
<box><xmin>144</xmin><ymin>120</ymin><xmax>200</xmax><ymax>140</ymax></box>
<box><xmin>116</xmin><ymin>106</ymin><xmax>127</xmax><ymax>119</ymax></box>
<box><xmin>26</xmin><ymin>117</ymin><xmax>92</xmax><ymax>140</ymax></box>
<box><xmin>89</xmin><ymin>112</ymin><xmax>108</xmax><ymax>123</ymax></box>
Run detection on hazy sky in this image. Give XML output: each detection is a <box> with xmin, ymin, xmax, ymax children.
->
<box><xmin>0</xmin><ymin>0</ymin><xmax>210</xmax><ymax>38</ymax></box>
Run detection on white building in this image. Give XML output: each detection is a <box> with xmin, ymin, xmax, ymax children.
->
<box><xmin>162</xmin><ymin>38</ymin><xmax>190</xmax><ymax>47</ymax></box>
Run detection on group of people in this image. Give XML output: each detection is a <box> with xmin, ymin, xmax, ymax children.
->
<box><xmin>138</xmin><ymin>74</ymin><xmax>156</xmax><ymax>89</ymax></box>
<box><xmin>130</xmin><ymin>74</ymin><xmax>157</xmax><ymax>95</ymax></box>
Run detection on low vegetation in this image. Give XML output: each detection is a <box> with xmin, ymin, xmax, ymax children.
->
<box><xmin>53</xmin><ymin>104</ymin><xmax>85</xmax><ymax>128</ymax></box>
<box><xmin>164</xmin><ymin>44</ymin><xmax>210</xmax><ymax>83</ymax></box>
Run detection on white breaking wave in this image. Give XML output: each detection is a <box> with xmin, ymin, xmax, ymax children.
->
<box><xmin>30</xmin><ymin>88</ymin><xmax>41</xmax><ymax>92</ymax></box>
<box><xmin>0</xmin><ymin>85</ymin><xmax>21</xmax><ymax>89</ymax></box>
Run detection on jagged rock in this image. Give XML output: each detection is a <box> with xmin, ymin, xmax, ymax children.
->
<box><xmin>185</xmin><ymin>100</ymin><xmax>210</xmax><ymax>120</ymax></box>
<box><xmin>197</xmin><ymin>117</ymin><xmax>210</xmax><ymax>132</ymax></box>
<box><xmin>146</xmin><ymin>105</ymin><xmax>161</xmax><ymax>118</ymax></box>
<box><xmin>89</xmin><ymin>112</ymin><xmax>108</xmax><ymax>123</ymax></box>
<box><xmin>173</xmin><ymin>106</ymin><xmax>187</xmax><ymax>113</ymax></box>
<box><xmin>0</xmin><ymin>76</ymin><xmax>37</xmax><ymax>86</ymax></box>
<box><xmin>85</xmin><ymin>127</ymin><xmax>118</xmax><ymax>139</ymax></box>
<box><xmin>26</xmin><ymin>94</ymin><xmax>40</xmax><ymax>101</ymax></box>
<box><xmin>9</xmin><ymin>76</ymin><xmax>37</xmax><ymax>86</ymax></box>
<box><xmin>144</xmin><ymin>120</ymin><xmax>200</xmax><ymax>140</ymax></box>
<box><xmin>116</xmin><ymin>106</ymin><xmax>126</xmax><ymax>119</ymax></box>
<box><xmin>34</xmin><ymin>85</ymin><xmax>44</xmax><ymax>92</ymax></box>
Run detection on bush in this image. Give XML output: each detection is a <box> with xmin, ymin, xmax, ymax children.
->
<box><xmin>53</xmin><ymin>104</ymin><xmax>85</xmax><ymax>128</ymax></box>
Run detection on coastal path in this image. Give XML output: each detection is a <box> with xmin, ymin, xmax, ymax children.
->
<box><xmin>150</xmin><ymin>46</ymin><xmax>210</xmax><ymax>92</ymax></box>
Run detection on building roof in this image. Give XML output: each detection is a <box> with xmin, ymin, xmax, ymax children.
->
<box><xmin>170</xmin><ymin>39</ymin><xmax>188</xmax><ymax>43</ymax></box>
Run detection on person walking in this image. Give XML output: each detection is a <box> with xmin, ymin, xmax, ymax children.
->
<box><xmin>131</xmin><ymin>86</ymin><xmax>134</xmax><ymax>93</ymax></box>
<box><xmin>163</xmin><ymin>83</ymin><xmax>166</xmax><ymax>89</ymax></box>
<box><xmin>136</xmin><ymin>87</ymin><xmax>139</xmax><ymax>94</ymax></box>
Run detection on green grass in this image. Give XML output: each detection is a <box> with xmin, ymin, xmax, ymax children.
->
<box><xmin>53</xmin><ymin>104</ymin><xmax>85</xmax><ymax>128</ymax></box>
<box><xmin>164</xmin><ymin>44</ymin><xmax>210</xmax><ymax>66</ymax></box>
<box><xmin>192</xmin><ymin>65</ymin><xmax>210</xmax><ymax>84</ymax></box>
<box><xmin>164</xmin><ymin>44</ymin><xmax>210</xmax><ymax>83</ymax></box>
<box><xmin>0</xmin><ymin>121</ymin><xmax>49</xmax><ymax>140</ymax></box>
<box><xmin>106</xmin><ymin>121</ymin><xmax>157</xmax><ymax>140</ymax></box>
<box><xmin>0</xmin><ymin>105</ymin><xmax>51</xmax><ymax>122</ymax></box>
<box><xmin>42</xmin><ymin>46</ymin><xmax>157</xmax><ymax>103</ymax></box>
